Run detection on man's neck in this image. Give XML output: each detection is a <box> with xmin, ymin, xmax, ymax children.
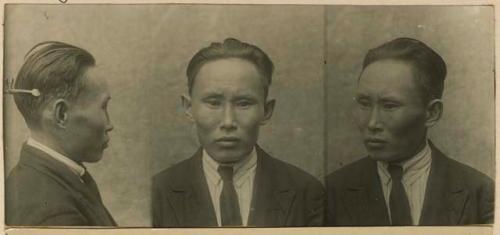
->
<box><xmin>204</xmin><ymin>147</ymin><xmax>256</xmax><ymax>172</ymax></box>
<box><xmin>30</xmin><ymin>130</ymin><xmax>79</xmax><ymax>163</ymax></box>
<box><xmin>388</xmin><ymin>137</ymin><xmax>428</xmax><ymax>165</ymax></box>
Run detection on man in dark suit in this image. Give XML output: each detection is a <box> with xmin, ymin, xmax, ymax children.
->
<box><xmin>326</xmin><ymin>38</ymin><xmax>494</xmax><ymax>226</ymax></box>
<box><xmin>153</xmin><ymin>38</ymin><xmax>325</xmax><ymax>227</ymax></box>
<box><xmin>6</xmin><ymin>41</ymin><xmax>116</xmax><ymax>226</ymax></box>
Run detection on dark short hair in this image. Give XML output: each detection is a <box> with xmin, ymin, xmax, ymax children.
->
<box><xmin>13</xmin><ymin>41</ymin><xmax>95</xmax><ymax>129</ymax></box>
<box><xmin>362</xmin><ymin>37</ymin><xmax>447</xmax><ymax>103</ymax></box>
<box><xmin>186</xmin><ymin>38</ymin><xmax>274</xmax><ymax>96</ymax></box>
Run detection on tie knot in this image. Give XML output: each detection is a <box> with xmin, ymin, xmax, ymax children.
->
<box><xmin>388</xmin><ymin>164</ymin><xmax>404</xmax><ymax>181</ymax></box>
<box><xmin>218</xmin><ymin>165</ymin><xmax>234</xmax><ymax>182</ymax></box>
<box><xmin>81</xmin><ymin>170</ymin><xmax>93</xmax><ymax>184</ymax></box>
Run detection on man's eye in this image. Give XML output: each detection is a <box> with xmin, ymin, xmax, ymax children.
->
<box><xmin>237</xmin><ymin>100</ymin><xmax>253</xmax><ymax>108</ymax></box>
<box><xmin>382</xmin><ymin>102</ymin><xmax>400</xmax><ymax>110</ymax></box>
<box><xmin>204</xmin><ymin>99</ymin><xmax>221</xmax><ymax>107</ymax></box>
<box><xmin>355</xmin><ymin>98</ymin><xmax>372</xmax><ymax>109</ymax></box>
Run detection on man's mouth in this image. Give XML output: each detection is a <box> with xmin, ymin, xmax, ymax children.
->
<box><xmin>103</xmin><ymin>140</ymin><xmax>110</xmax><ymax>149</ymax></box>
<box><xmin>364</xmin><ymin>138</ymin><xmax>387</xmax><ymax>148</ymax></box>
<box><xmin>216</xmin><ymin>137</ymin><xmax>240</xmax><ymax>147</ymax></box>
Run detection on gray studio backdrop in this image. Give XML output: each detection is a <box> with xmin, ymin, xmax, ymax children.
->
<box><xmin>3</xmin><ymin>4</ymin><xmax>494</xmax><ymax>227</ymax></box>
<box><xmin>3</xmin><ymin>5</ymin><xmax>324</xmax><ymax>226</ymax></box>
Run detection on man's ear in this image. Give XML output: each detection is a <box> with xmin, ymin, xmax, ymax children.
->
<box><xmin>181</xmin><ymin>94</ymin><xmax>194</xmax><ymax>121</ymax></box>
<box><xmin>425</xmin><ymin>99</ymin><xmax>443</xmax><ymax>128</ymax></box>
<box><xmin>260</xmin><ymin>99</ymin><xmax>275</xmax><ymax>125</ymax></box>
<box><xmin>52</xmin><ymin>99</ymin><xmax>70</xmax><ymax>128</ymax></box>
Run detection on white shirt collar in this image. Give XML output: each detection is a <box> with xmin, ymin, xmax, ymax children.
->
<box><xmin>27</xmin><ymin>137</ymin><xmax>86</xmax><ymax>177</ymax></box>
<box><xmin>202</xmin><ymin>147</ymin><xmax>258</xmax><ymax>187</ymax></box>
<box><xmin>377</xmin><ymin>140</ymin><xmax>432</xmax><ymax>183</ymax></box>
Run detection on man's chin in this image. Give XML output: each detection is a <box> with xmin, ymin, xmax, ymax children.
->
<box><xmin>368</xmin><ymin>153</ymin><xmax>408</xmax><ymax>163</ymax></box>
<box><xmin>81</xmin><ymin>153</ymin><xmax>104</xmax><ymax>163</ymax></box>
<box><xmin>367</xmin><ymin>152</ymin><xmax>395</xmax><ymax>162</ymax></box>
<box><xmin>207</xmin><ymin>150</ymin><xmax>247</xmax><ymax>164</ymax></box>
<box><xmin>212</xmin><ymin>156</ymin><xmax>244</xmax><ymax>164</ymax></box>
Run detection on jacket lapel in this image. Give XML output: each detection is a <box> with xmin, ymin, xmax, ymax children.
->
<box><xmin>167</xmin><ymin>149</ymin><xmax>218</xmax><ymax>227</ymax></box>
<box><xmin>419</xmin><ymin>144</ymin><xmax>468</xmax><ymax>225</ymax></box>
<box><xmin>341</xmin><ymin>158</ymin><xmax>390</xmax><ymax>225</ymax></box>
<box><xmin>248</xmin><ymin>146</ymin><xmax>296</xmax><ymax>226</ymax></box>
<box><xmin>20</xmin><ymin>143</ymin><xmax>116</xmax><ymax>226</ymax></box>
<box><xmin>21</xmin><ymin>144</ymin><xmax>90</xmax><ymax>197</ymax></box>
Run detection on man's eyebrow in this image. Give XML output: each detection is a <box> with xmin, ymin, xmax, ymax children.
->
<box><xmin>355</xmin><ymin>93</ymin><xmax>369</xmax><ymax>98</ymax></box>
<box><xmin>233</xmin><ymin>94</ymin><xmax>258</xmax><ymax>100</ymax></box>
<box><xmin>379</xmin><ymin>95</ymin><xmax>402</xmax><ymax>102</ymax></box>
<box><xmin>201</xmin><ymin>92</ymin><xmax>224</xmax><ymax>99</ymax></box>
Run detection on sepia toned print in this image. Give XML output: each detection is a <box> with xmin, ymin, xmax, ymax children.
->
<box><xmin>5</xmin><ymin>41</ymin><xmax>116</xmax><ymax>226</ymax></box>
<box><xmin>152</xmin><ymin>38</ymin><xmax>325</xmax><ymax>227</ymax></box>
<box><xmin>3</xmin><ymin>3</ymin><xmax>494</xmax><ymax>230</ymax></box>
<box><xmin>325</xmin><ymin>38</ymin><xmax>494</xmax><ymax>226</ymax></box>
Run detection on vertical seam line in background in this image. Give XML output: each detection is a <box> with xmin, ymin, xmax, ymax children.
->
<box><xmin>322</xmin><ymin>4</ymin><xmax>328</xmax><ymax>186</ymax></box>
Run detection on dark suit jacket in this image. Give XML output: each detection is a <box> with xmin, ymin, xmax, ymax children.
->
<box><xmin>153</xmin><ymin>146</ymin><xmax>325</xmax><ymax>227</ymax></box>
<box><xmin>326</xmin><ymin>143</ymin><xmax>494</xmax><ymax>226</ymax></box>
<box><xmin>6</xmin><ymin>144</ymin><xmax>116</xmax><ymax>226</ymax></box>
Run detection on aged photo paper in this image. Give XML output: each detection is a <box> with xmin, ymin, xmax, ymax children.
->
<box><xmin>1</xmin><ymin>0</ymin><xmax>498</xmax><ymax>234</ymax></box>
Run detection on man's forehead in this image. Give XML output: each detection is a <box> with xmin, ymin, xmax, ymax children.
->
<box><xmin>200</xmin><ymin>58</ymin><xmax>265</xmax><ymax>79</ymax></box>
<box><xmin>359</xmin><ymin>61</ymin><xmax>418</xmax><ymax>86</ymax></box>
<box><xmin>83</xmin><ymin>66</ymin><xmax>108</xmax><ymax>87</ymax></box>
<box><xmin>194</xmin><ymin>62</ymin><xmax>266</xmax><ymax>94</ymax></box>
<box><xmin>85</xmin><ymin>66</ymin><xmax>103</xmax><ymax>81</ymax></box>
<box><xmin>78</xmin><ymin>67</ymin><xmax>110</xmax><ymax>99</ymax></box>
<box><xmin>357</xmin><ymin>60</ymin><xmax>426</xmax><ymax>101</ymax></box>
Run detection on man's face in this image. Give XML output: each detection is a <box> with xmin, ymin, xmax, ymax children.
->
<box><xmin>65</xmin><ymin>67</ymin><xmax>113</xmax><ymax>163</ymax></box>
<box><xmin>354</xmin><ymin>60</ymin><xmax>428</xmax><ymax>163</ymax></box>
<box><xmin>184</xmin><ymin>58</ymin><xmax>273</xmax><ymax>164</ymax></box>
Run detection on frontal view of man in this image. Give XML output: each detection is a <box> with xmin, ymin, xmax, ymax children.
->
<box><xmin>6</xmin><ymin>41</ymin><xmax>116</xmax><ymax>226</ymax></box>
<box><xmin>326</xmin><ymin>37</ymin><xmax>494</xmax><ymax>226</ymax></box>
<box><xmin>153</xmin><ymin>38</ymin><xmax>325</xmax><ymax>227</ymax></box>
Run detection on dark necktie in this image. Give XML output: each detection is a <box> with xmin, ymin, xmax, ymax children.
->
<box><xmin>81</xmin><ymin>170</ymin><xmax>104</xmax><ymax>203</ymax></box>
<box><xmin>81</xmin><ymin>170</ymin><xmax>117</xmax><ymax>226</ymax></box>
<box><xmin>217</xmin><ymin>165</ymin><xmax>242</xmax><ymax>226</ymax></box>
<box><xmin>388</xmin><ymin>164</ymin><xmax>413</xmax><ymax>225</ymax></box>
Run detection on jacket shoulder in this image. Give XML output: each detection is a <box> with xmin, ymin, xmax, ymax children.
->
<box><xmin>441</xmin><ymin>155</ymin><xmax>493</xmax><ymax>187</ymax></box>
<box><xmin>7</xmin><ymin>163</ymin><xmax>73</xmax><ymax>200</ymax></box>
<box><xmin>6</xmin><ymin>164</ymin><xmax>85</xmax><ymax>225</ymax></box>
<box><xmin>262</xmin><ymin>153</ymin><xmax>323</xmax><ymax>188</ymax></box>
<box><xmin>326</xmin><ymin>157</ymin><xmax>373</xmax><ymax>184</ymax></box>
<box><xmin>153</xmin><ymin>156</ymin><xmax>195</xmax><ymax>187</ymax></box>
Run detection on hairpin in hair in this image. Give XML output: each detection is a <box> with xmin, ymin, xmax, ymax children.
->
<box><xmin>4</xmin><ymin>77</ymin><xmax>41</xmax><ymax>97</ymax></box>
<box><xmin>7</xmin><ymin>88</ymin><xmax>41</xmax><ymax>97</ymax></box>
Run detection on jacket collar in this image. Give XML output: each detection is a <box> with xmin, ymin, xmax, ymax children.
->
<box><xmin>418</xmin><ymin>142</ymin><xmax>468</xmax><ymax>225</ymax></box>
<box><xmin>247</xmin><ymin>145</ymin><xmax>296</xmax><ymax>226</ymax></box>
<box><xmin>26</xmin><ymin>137</ymin><xmax>85</xmax><ymax>177</ymax></box>
<box><xmin>342</xmin><ymin>157</ymin><xmax>390</xmax><ymax>225</ymax></box>
<box><xmin>17</xmin><ymin>143</ymin><xmax>117</xmax><ymax>226</ymax></box>
<box><xmin>340</xmin><ymin>141</ymin><xmax>468</xmax><ymax>225</ymax></box>
<box><xmin>19</xmin><ymin>143</ymin><xmax>90</xmax><ymax>198</ymax></box>
<box><xmin>167</xmin><ymin>145</ymin><xmax>296</xmax><ymax>227</ymax></box>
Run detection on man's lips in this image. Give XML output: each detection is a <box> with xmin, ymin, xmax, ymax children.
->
<box><xmin>364</xmin><ymin>138</ymin><xmax>387</xmax><ymax>148</ymax></box>
<box><xmin>103</xmin><ymin>140</ymin><xmax>110</xmax><ymax>149</ymax></box>
<box><xmin>216</xmin><ymin>137</ymin><xmax>240</xmax><ymax>147</ymax></box>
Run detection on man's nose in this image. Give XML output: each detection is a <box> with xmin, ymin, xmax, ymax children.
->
<box><xmin>367</xmin><ymin>106</ymin><xmax>383</xmax><ymax>132</ymax></box>
<box><xmin>104</xmin><ymin>111</ymin><xmax>113</xmax><ymax>132</ymax></box>
<box><xmin>106</xmin><ymin>122</ymin><xmax>114</xmax><ymax>132</ymax></box>
<box><xmin>105</xmin><ymin>115</ymin><xmax>114</xmax><ymax>132</ymax></box>
<box><xmin>220</xmin><ymin>105</ymin><xmax>237</xmax><ymax>130</ymax></box>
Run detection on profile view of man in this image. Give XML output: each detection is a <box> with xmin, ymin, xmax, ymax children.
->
<box><xmin>326</xmin><ymin>37</ymin><xmax>494</xmax><ymax>226</ymax></box>
<box><xmin>153</xmin><ymin>38</ymin><xmax>325</xmax><ymax>227</ymax></box>
<box><xmin>6</xmin><ymin>41</ymin><xmax>116</xmax><ymax>226</ymax></box>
